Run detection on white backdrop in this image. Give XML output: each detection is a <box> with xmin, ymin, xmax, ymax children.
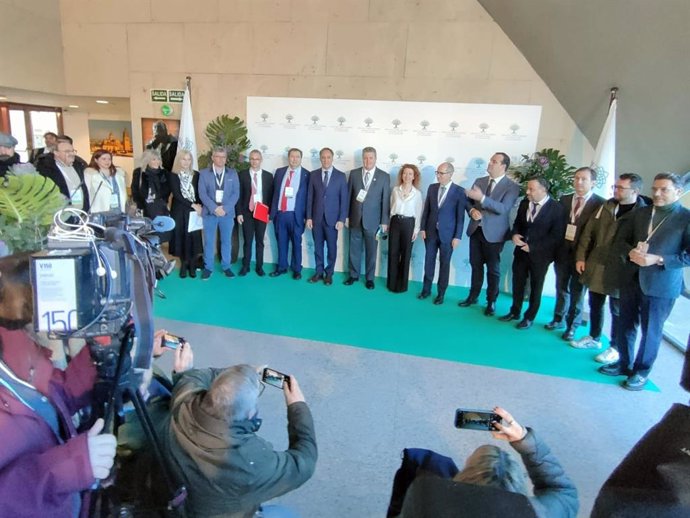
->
<box><xmin>244</xmin><ymin>97</ymin><xmax>541</xmax><ymax>288</ymax></box>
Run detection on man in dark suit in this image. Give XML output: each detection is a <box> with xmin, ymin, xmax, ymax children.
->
<box><xmin>461</xmin><ymin>152</ymin><xmax>520</xmax><ymax>316</ymax></box>
<box><xmin>236</xmin><ymin>149</ymin><xmax>274</xmax><ymax>277</ymax></box>
<box><xmin>306</xmin><ymin>147</ymin><xmax>348</xmax><ymax>286</ymax></box>
<box><xmin>500</xmin><ymin>177</ymin><xmax>567</xmax><ymax>329</ymax></box>
<box><xmin>270</xmin><ymin>148</ymin><xmax>310</xmax><ymax>280</ymax></box>
<box><xmin>345</xmin><ymin>146</ymin><xmax>391</xmax><ymax>290</ymax></box>
<box><xmin>36</xmin><ymin>137</ymin><xmax>90</xmax><ymax>212</ymax></box>
<box><xmin>418</xmin><ymin>162</ymin><xmax>467</xmax><ymax>305</ymax></box>
<box><xmin>198</xmin><ymin>147</ymin><xmax>240</xmax><ymax>279</ymax></box>
<box><xmin>599</xmin><ymin>173</ymin><xmax>690</xmax><ymax>391</ymax></box>
<box><xmin>29</xmin><ymin>131</ymin><xmax>57</xmax><ymax>164</ymax></box>
<box><xmin>546</xmin><ymin>167</ymin><xmax>605</xmax><ymax>339</ymax></box>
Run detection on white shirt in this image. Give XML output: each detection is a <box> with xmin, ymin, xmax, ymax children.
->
<box><xmin>527</xmin><ymin>195</ymin><xmax>550</xmax><ymax>222</ymax></box>
<box><xmin>250</xmin><ymin>168</ymin><xmax>263</xmax><ymax>204</ymax></box>
<box><xmin>480</xmin><ymin>174</ymin><xmax>506</xmax><ymax>203</ymax></box>
<box><xmin>55</xmin><ymin>160</ymin><xmax>83</xmax><ymax>207</ymax></box>
<box><xmin>390</xmin><ymin>186</ymin><xmax>423</xmax><ymax>234</ymax></box>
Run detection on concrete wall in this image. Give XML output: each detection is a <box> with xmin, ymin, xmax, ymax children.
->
<box><xmin>58</xmin><ymin>0</ymin><xmax>594</xmax><ymax>165</ymax></box>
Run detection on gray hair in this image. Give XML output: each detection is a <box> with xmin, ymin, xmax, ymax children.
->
<box><xmin>362</xmin><ymin>146</ymin><xmax>377</xmax><ymax>157</ymax></box>
<box><xmin>139</xmin><ymin>149</ymin><xmax>162</xmax><ymax>169</ymax></box>
<box><xmin>453</xmin><ymin>445</ymin><xmax>527</xmax><ymax>495</ymax></box>
<box><xmin>441</xmin><ymin>162</ymin><xmax>455</xmax><ymax>174</ymax></box>
<box><xmin>212</xmin><ymin>146</ymin><xmax>228</xmax><ymax>156</ymax></box>
<box><xmin>202</xmin><ymin>364</ymin><xmax>261</xmax><ymax>421</ymax></box>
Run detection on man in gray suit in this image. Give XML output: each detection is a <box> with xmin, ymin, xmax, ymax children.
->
<box><xmin>345</xmin><ymin>147</ymin><xmax>391</xmax><ymax>290</ymax></box>
<box><xmin>461</xmin><ymin>152</ymin><xmax>520</xmax><ymax>316</ymax></box>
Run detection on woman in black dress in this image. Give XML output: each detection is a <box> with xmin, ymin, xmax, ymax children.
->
<box><xmin>131</xmin><ymin>149</ymin><xmax>172</xmax><ymax>241</ymax></box>
<box><xmin>168</xmin><ymin>150</ymin><xmax>203</xmax><ymax>278</ymax></box>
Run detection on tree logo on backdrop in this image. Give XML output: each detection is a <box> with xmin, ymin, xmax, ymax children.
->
<box><xmin>510</xmin><ymin>123</ymin><xmax>520</xmax><ymax>134</ymax></box>
<box><xmin>260</xmin><ymin>145</ymin><xmax>268</xmax><ymax>154</ymax></box>
<box><xmin>310</xmin><ymin>148</ymin><xmax>318</xmax><ymax>158</ymax></box>
<box><xmin>420</xmin><ymin>120</ymin><xmax>430</xmax><ymax>131</ymax></box>
<box><xmin>389</xmin><ymin>153</ymin><xmax>398</xmax><ymax>164</ymax></box>
<box><xmin>260</xmin><ymin>113</ymin><xmax>269</xmax><ymax>122</ymax></box>
<box><xmin>285</xmin><ymin>114</ymin><xmax>294</xmax><ymax>124</ymax></box>
<box><xmin>336</xmin><ymin>150</ymin><xmax>344</xmax><ymax>159</ymax></box>
<box><xmin>391</xmin><ymin>119</ymin><xmax>401</xmax><ymax>129</ymax></box>
<box><xmin>479</xmin><ymin>122</ymin><xmax>489</xmax><ymax>133</ymax></box>
<box><xmin>311</xmin><ymin>115</ymin><xmax>319</xmax><ymax>125</ymax></box>
<box><xmin>337</xmin><ymin>116</ymin><xmax>346</xmax><ymax>126</ymax></box>
<box><xmin>417</xmin><ymin>154</ymin><xmax>427</xmax><ymax>165</ymax></box>
<box><xmin>364</xmin><ymin>117</ymin><xmax>374</xmax><ymax>128</ymax></box>
<box><xmin>449</xmin><ymin>121</ymin><xmax>459</xmax><ymax>132</ymax></box>
<box><xmin>446</xmin><ymin>156</ymin><xmax>455</xmax><ymax>164</ymax></box>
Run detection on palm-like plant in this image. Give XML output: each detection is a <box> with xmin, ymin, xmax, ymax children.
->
<box><xmin>198</xmin><ymin>115</ymin><xmax>251</xmax><ymax>171</ymax></box>
<box><xmin>508</xmin><ymin>148</ymin><xmax>576</xmax><ymax>199</ymax></box>
<box><xmin>0</xmin><ymin>170</ymin><xmax>66</xmax><ymax>253</ymax></box>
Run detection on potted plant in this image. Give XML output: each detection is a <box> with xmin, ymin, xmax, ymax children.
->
<box><xmin>508</xmin><ymin>148</ymin><xmax>575</xmax><ymax>200</ymax></box>
<box><xmin>197</xmin><ymin>115</ymin><xmax>251</xmax><ymax>171</ymax></box>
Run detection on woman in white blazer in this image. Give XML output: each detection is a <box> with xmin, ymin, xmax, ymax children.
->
<box><xmin>85</xmin><ymin>149</ymin><xmax>127</xmax><ymax>213</ymax></box>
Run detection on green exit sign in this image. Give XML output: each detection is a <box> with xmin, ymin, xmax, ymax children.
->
<box><xmin>168</xmin><ymin>90</ymin><xmax>184</xmax><ymax>103</ymax></box>
<box><xmin>151</xmin><ymin>89</ymin><xmax>167</xmax><ymax>102</ymax></box>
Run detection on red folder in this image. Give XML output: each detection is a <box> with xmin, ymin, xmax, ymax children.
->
<box><xmin>253</xmin><ymin>202</ymin><xmax>269</xmax><ymax>223</ymax></box>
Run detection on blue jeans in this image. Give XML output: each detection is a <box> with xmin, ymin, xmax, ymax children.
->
<box><xmin>203</xmin><ymin>212</ymin><xmax>234</xmax><ymax>270</ymax></box>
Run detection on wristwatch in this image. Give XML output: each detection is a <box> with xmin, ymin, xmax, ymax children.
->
<box><xmin>657</xmin><ymin>256</ymin><xmax>665</xmax><ymax>266</ymax></box>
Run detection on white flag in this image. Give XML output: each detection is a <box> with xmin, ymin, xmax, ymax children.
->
<box><xmin>177</xmin><ymin>84</ymin><xmax>198</xmax><ymax>170</ymax></box>
<box><xmin>590</xmin><ymin>98</ymin><xmax>616</xmax><ymax>198</ymax></box>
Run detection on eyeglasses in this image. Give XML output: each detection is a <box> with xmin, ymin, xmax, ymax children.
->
<box><xmin>435</xmin><ymin>170</ymin><xmax>452</xmax><ymax>175</ymax></box>
<box><xmin>613</xmin><ymin>185</ymin><xmax>633</xmax><ymax>191</ymax></box>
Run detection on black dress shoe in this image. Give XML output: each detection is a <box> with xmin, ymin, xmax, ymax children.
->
<box><xmin>189</xmin><ymin>268</ymin><xmax>197</xmax><ymax>278</ymax></box>
<box><xmin>484</xmin><ymin>302</ymin><xmax>496</xmax><ymax>316</ymax></box>
<box><xmin>598</xmin><ymin>361</ymin><xmax>627</xmax><ymax>377</ymax></box>
<box><xmin>293</xmin><ymin>272</ymin><xmax>302</xmax><ymax>280</ymax></box>
<box><xmin>179</xmin><ymin>268</ymin><xmax>187</xmax><ymax>279</ymax></box>
<box><xmin>365</xmin><ymin>280</ymin><xmax>375</xmax><ymax>290</ymax></box>
<box><xmin>433</xmin><ymin>295</ymin><xmax>444</xmax><ymax>305</ymax></box>
<box><xmin>418</xmin><ymin>291</ymin><xmax>431</xmax><ymax>300</ymax></box>
<box><xmin>343</xmin><ymin>277</ymin><xmax>357</xmax><ymax>286</ymax></box>
<box><xmin>324</xmin><ymin>275</ymin><xmax>333</xmax><ymax>285</ymax></box>
<box><xmin>308</xmin><ymin>274</ymin><xmax>323</xmax><ymax>283</ymax></box>
<box><xmin>269</xmin><ymin>270</ymin><xmax>285</xmax><ymax>277</ymax></box>
<box><xmin>224</xmin><ymin>269</ymin><xmax>236</xmax><ymax>278</ymax></box>
<box><xmin>255</xmin><ymin>267</ymin><xmax>265</xmax><ymax>277</ymax></box>
<box><xmin>239</xmin><ymin>267</ymin><xmax>249</xmax><ymax>276</ymax></box>
<box><xmin>561</xmin><ymin>328</ymin><xmax>575</xmax><ymax>341</ymax></box>
<box><xmin>499</xmin><ymin>312</ymin><xmax>519</xmax><ymax>322</ymax></box>
<box><xmin>544</xmin><ymin>319</ymin><xmax>565</xmax><ymax>330</ymax></box>
<box><xmin>516</xmin><ymin>318</ymin><xmax>533</xmax><ymax>330</ymax></box>
<box><xmin>458</xmin><ymin>297</ymin><xmax>478</xmax><ymax>307</ymax></box>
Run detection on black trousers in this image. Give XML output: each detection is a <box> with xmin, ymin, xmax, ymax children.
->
<box><xmin>468</xmin><ymin>228</ymin><xmax>504</xmax><ymax>303</ymax></box>
<box><xmin>510</xmin><ymin>250</ymin><xmax>550</xmax><ymax>321</ymax></box>
<box><xmin>387</xmin><ymin>215</ymin><xmax>415</xmax><ymax>292</ymax></box>
<box><xmin>588</xmin><ymin>291</ymin><xmax>620</xmax><ymax>347</ymax></box>
<box><xmin>240</xmin><ymin>215</ymin><xmax>268</xmax><ymax>270</ymax></box>
<box><xmin>554</xmin><ymin>256</ymin><xmax>586</xmax><ymax>328</ymax></box>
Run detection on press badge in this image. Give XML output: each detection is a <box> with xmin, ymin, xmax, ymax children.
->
<box><xmin>110</xmin><ymin>193</ymin><xmax>120</xmax><ymax>208</ymax></box>
<box><xmin>565</xmin><ymin>224</ymin><xmax>577</xmax><ymax>241</ymax></box>
<box><xmin>215</xmin><ymin>190</ymin><xmax>223</xmax><ymax>203</ymax></box>
<box><xmin>636</xmin><ymin>241</ymin><xmax>649</xmax><ymax>253</ymax></box>
<box><xmin>356</xmin><ymin>189</ymin><xmax>367</xmax><ymax>203</ymax></box>
<box><xmin>284</xmin><ymin>186</ymin><xmax>295</xmax><ymax>198</ymax></box>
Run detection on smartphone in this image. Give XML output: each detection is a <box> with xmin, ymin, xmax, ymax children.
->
<box><xmin>262</xmin><ymin>367</ymin><xmax>290</xmax><ymax>389</ymax></box>
<box><xmin>454</xmin><ymin>408</ymin><xmax>502</xmax><ymax>431</ymax></box>
<box><xmin>162</xmin><ymin>333</ymin><xmax>185</xmax><ymax>350</ymax></box>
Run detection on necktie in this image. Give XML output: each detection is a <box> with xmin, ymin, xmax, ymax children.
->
<box><xmin>486</xmin><ymin>179</ymin><xmax>495</xmax><ymax>197</ymax></box>
<box><xmin>249</xmin><ymin>172</ymin><xmax>257</xmax><ymax>211</ymax></box>
<box><xmin>438</xmin><ymin>185</ymin><xmax>446</xmax><ymax>205</ymax></box>
<box><xmin>572</xmin><ymin>196</ymin><xmax>583</xmax><ymax>221</ymax></box>
<box><xmin>364</xmin><ymin>170</ymin><xmax>370</xmax><ymax>188</ymax></box>
<box><xmin>323</xmin><ymin>170</ymin><xmax>329</xmax><ymax>188</ymax></box>
<box><xmin>530</xmin><ymin>202</ymin><xmax>537</xmax><ymax>221</ymax></box>
<box><xmin>280</xmin><ymin>170</ymin><xmax>294</xmax><ymax>211</ymax></box>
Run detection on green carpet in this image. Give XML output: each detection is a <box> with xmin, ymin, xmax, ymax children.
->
<box><xmin>154</xmin><ymin>264</ymin><xmax>658</xmax><ymax>391</ymax></box>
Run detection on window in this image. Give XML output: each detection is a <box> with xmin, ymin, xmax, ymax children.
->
<box><xmin>0</xmin><ymin>103</ymin><xmax>62</xmax><ymax>162</ymax></box>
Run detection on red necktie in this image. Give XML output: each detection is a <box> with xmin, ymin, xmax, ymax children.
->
<box><xmin>280</xmin><ymin>170</ymin><xmax>294</xmax><ymax>211</ymax></box>
<box><xmin>249</xmin><ymin>172</ymin><xmax>257</xmax><ymax>211</ymax></box>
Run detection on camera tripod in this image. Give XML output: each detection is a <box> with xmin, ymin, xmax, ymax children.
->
<box><xmin>84</xmin><ymin>323</ymin><xmax>187</xmax><ymax>517</ymax></box>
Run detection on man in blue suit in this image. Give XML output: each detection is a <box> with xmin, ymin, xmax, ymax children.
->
<box><xmin>306</xmin><ymin>147</ymin><xmax>348</xmax><ymax>286</ymax></box>
<box><xmin>270</xmin><ymin>148</ymin><xmax>310</xmax><ymax>279</ymax></box>
<box><xmin>599</xmin><ymin>173</ymin><xmax>690</xmax><ymax>391</ymax></box>
<box><xmin>198</xmin><ymin>147</ymin><xmax>240</xmax><ymax>279</ymax></box>
<box><xmin>419</xmin><ymin>162</ymin><xmax>467</xmax><ymax>305</ymax></box>
<box><xmin>462</xmin><ymin>152</ymin><xmax>521</xmax><ymax>316</ymax></box>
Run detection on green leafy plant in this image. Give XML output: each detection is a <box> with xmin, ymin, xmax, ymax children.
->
<box><xmin>508</xmin><ymin>148</ymin><xmax>575</xmax><ymax>199</ymax></box>
<box><xmin>198</xmin><ymin>115</ymin><xmax>251</xmax><ymax>171</ymax></box>
<box><xmin>0</xmin><ymin>168</ymin><xmax>66</xmax><ymax>253</ymax></box>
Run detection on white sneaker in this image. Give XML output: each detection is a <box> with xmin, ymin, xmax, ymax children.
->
<box><xmin>595</xmin><ymin>347</ymin><xmax>620</xmax><ymax>364</ymax></box>
<box><xmin>569</xmin><ymin>335</ymin><xmax>602</xmax><ymax>350</ymax></box>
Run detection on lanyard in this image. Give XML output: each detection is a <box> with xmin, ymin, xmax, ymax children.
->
<box><xmin>214</xmin><ymin>168</ymin><xmax>225</xmax><ymax>189</ymax></box>
<box><xmin>646</xmin><ymin>207</ymin><xmax>670</xmax><ymax>242</ymax></box>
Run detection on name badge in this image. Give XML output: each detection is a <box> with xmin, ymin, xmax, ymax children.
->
<box><xmin>564</xmin><ymin>223</ymin><xmax>577</xmax><ymax>241</ymax></box>
<box><xmin>110</xmin><ymin>193</ymin><xmax>120</xmax><ymax>209</ymax></box>
<box><xmin>356</xmin><ymin>189</ymin><xmax>367</xmax><ymax>203</ymax></box>
<box><xmin>215</xmin><ymin>189</ymin><xmax>224</xmax><ymax>203</ymax></box>
<box><xmin>285</xmin><ymin>186</ymin><xmax>295</xmax><ymax>198</ymax></box>
<box><xmin>636</xmin><ymin>241</ymin><xmax>649</xmax><ymax>253</ymax></box>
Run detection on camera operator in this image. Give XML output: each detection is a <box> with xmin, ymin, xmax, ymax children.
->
<box><xmin>160</xmin><ymin>364</ymin><xmax>317</xmax><ymax>518</ymax></box>
<box><xmin>0</xmin><ymin>253</ymin><xmax>117</xmax><ymax>518</ymax></box>
<box><xmin>387</xmin><ymin>407</ymin><xmax>578</xmax><ymax>518</ymax></box>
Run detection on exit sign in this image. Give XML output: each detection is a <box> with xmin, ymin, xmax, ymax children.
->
<box><xmin>151</xmin><ymin>89</ymin><xmax>167</xmax><ymax>102</ymax></box>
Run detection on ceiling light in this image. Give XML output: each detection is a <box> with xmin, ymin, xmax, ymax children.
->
<box><xmin>68</xmin><ymin>104</ymin><xmax>79</xmax><ymax>108</ymax></box>
<box><xmin>96</xmin><ymin>100</ymin><xmax>109</xmax><ymax>104</ymax></box>
<box><xmin>0</xmin><ymin>96</ymin><xmax>7</xmax><ymax>101</ymax></box>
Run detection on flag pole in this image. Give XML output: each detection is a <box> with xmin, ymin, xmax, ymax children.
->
<box><xmin>609</xmin><ymin>87</ymin><xmax>618</xmax><ymax>107</ymax></box>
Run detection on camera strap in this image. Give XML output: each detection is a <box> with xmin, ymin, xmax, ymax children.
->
<box><xmin>0</xmin><ymin>359</ymin><xmax>62</xmax><ymax>442</ymax></box>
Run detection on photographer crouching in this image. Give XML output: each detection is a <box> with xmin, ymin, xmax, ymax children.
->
<box><xmin>0</xmin><ymin>252</ymin><xmax>117</xmax><ymax>517</ymax></box>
